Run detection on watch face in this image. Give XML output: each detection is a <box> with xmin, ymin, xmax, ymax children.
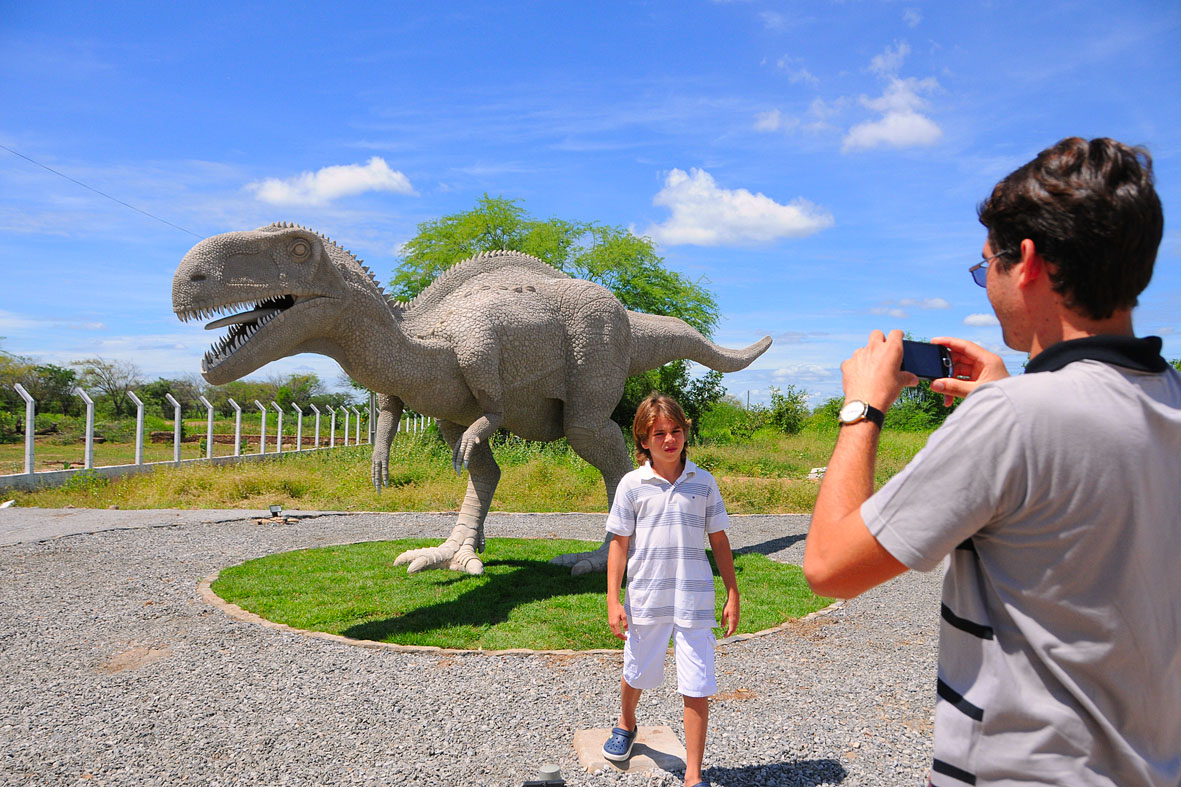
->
<box><xmin>839</xmin><ymin>400</ymin><xmax>867</xmax><ymax>423</ymax></box>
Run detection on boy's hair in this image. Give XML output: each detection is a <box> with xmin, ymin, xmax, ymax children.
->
<box><xmin>977</xmin><ymin>136</ymin><xmax>1162</xmax><ymax>320</ymax></box>
<box><xmin>632</xmin><ymin>392</ymin><xmax>691</xmax><ymax>466</ymax></box>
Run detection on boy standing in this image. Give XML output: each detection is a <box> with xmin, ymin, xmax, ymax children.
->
<box><xmin>602</xmin><ymin>393</ymin><xmax>739</xmax><ymax>787</ymax></box>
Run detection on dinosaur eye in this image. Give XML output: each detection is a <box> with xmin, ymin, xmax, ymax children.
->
<box><xmin>291</xmin><ymin>239</ymin><xmax>311</xmax><ymax>259</ymax></box>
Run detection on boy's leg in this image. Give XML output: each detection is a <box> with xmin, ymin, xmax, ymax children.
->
<box><xmin>619</xmin><ymin>676</ymin><xmax>642</xmax><ymax>730</ymax></box>
<box><xmin>683</xmin><ymin>695</ymin><xmax>709</xmax><ymax>786</ymax></box>
<box><xmin>673</xmin><ymin>626</ymin><xmax>717</xmax><ymax>786</ymax></box>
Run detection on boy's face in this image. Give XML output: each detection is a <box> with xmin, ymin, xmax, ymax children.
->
<box><xmin>641</xmin><ymin>414</ymin><xmax>686</xmax><ymax>469</ymax></box>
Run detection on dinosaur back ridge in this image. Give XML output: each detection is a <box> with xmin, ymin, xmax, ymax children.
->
<box><xmin>396</xmin><ymin>250</ymin><xmax>571</xmax><ymax>315</ymax></box>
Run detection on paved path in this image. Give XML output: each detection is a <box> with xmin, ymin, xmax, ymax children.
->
<box><xmin>0</xmin><ymin>508</ymin><xmax>940</xmax><ymax>786</ymax></box>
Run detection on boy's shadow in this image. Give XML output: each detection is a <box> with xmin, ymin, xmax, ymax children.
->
<box><xmin>706</xmin><ymin>759</ymin><xmax>846</xmax><ymax>785</ymax></box>
<box><xmin>342</xmin><ymin>558</ymin><xmax>603</xmax><ymax>642</ymax></box>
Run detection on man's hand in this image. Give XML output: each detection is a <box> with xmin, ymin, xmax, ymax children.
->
<box><xmin>608</xmin><ymin>601</ymin><xmax>628</xmax><ymax>641</ymax></box>
<box><xmin>721</xmin><ymin>589</ymin><xmax>740</xmax><ymax>637</ymax></box>
<box><xmin>929</xmin><ymin>336</ymin><xmax>1010</xmax><ymax>405</ymax></box>
<box><xmin>841</xmin><ymin>329</ymin><xmax>918</xmax><ymax>411</ymax></box>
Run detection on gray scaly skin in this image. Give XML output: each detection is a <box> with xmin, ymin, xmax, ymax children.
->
<box><xmin>173</xmin><ymin>223</ymin><xmax>771</xmax><ymax>575</ymax></box>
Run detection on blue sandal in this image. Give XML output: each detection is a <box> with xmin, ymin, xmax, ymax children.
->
<box><xmin>602</xmin><ymin>725</ymin><xmax>637</xmax><ymax>761</ymax></box>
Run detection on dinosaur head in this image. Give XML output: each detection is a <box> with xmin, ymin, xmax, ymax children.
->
<box><xmin>172</xmin><ymin>223</ymin><xmax>387</xmax><ymax>384</ymax></box>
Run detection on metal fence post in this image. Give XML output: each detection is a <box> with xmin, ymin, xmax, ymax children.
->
<box><xmin>271</xmin><ymin>402</ymin><xmax>283</xmax><ymax>454</ymax></box>
<box><xmin>75</xmin><ymin>387</ymin><xmax>96</xmax><ymax>469</ymax></box>
<box><xmin>369</xmin><ymin>392</ymin><xmax>376</xmax><ymax>443</ymax></box>
<box><xmin>228</xmin><ymin>398</ymin><xmax>242</xmax><ymax>457</ymax></box>
<box><xmin>342</xmin><ymin>407</ymin><xmax>350</xmax><ymax>447</ymax></box>
<box><xmin>351</xmin><ymin>406</ymin><xmax>361</xmax><ymax>445</ymax></box>
<box><xmin>164</xmin><ymin>393</ymin><xmax>182</xmax><ymax>464</ymax></box>
<box><xmin>199</xmin><ymin>396</ymin><xmax>215</xmax><ymax>459</ymax></box>
<box><xmin>327</xmin><ymin>405</ymin><xmax>336</xmax><ymax>447</ymax></box>
<box><xmin>127</xmin><ymin>391</ymin><xmax>145</xmax><ymax>465</ymax></box>
<box><xmin>13</xmin><ymin>383</ymin><xmax>35</xmax><ymax>476</ymax></box>
<box><xmin>309</xmin><ymin>404</ymin><xmax>321</xmax><ymax>449</ymax></box>
<box><xmin>255</xmin><ymin>400</ymin><xmax>267</xmax><ymax>455</ymax></box>
<box><xmin>292</xmin><ymin>403</ymin><xmax>303</xmax><ymax>452</ymax></box>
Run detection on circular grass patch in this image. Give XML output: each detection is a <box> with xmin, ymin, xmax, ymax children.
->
<box><xmin>211</xmin><ymin>538</ymin><xmax>831</xmax><ymax>651</ymax></box>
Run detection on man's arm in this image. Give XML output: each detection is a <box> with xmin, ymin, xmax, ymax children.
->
<box><xmin>804</xmin><ymin>329</ymin><xmax>912</xmax><ymax>599</ymax></box>
<box><xmin>804</xmin><ymin>417</ymin><xmax>907</xmax><ymax>598</ymax></box>
<box><xmin>707</xmin><ymin>530</ymin><xmax>740</xmax><ymax>636</ymax></box>
<box><xmin>606</xmin><ymin>533</ymin><xmax>629</xmax><ymax>640</ymax></box>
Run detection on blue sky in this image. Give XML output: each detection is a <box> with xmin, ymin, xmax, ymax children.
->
<box><xmin>2</xmin><ymin>0</ymin><xmax>1179</xmax><ymax>405</ymax></box>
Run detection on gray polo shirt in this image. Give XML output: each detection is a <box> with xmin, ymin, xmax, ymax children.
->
<box><xmin>862</xmin><ymin>336</ymin><xmax>1181</xmax><ymax>786</ymax></box>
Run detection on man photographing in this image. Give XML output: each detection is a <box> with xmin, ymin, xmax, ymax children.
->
<box><xmin>804</xmin><ymin>137</ymin><xmax>1180</xmax><ymax>786</ymax></box>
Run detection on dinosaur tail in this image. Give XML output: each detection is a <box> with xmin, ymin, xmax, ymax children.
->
<box><xmin>626</xmin><ymin>311</ymin><xmax>772</xmax><ymax>377</ymax></box>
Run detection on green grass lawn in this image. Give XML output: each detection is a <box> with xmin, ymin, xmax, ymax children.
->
<box><xmin>211</xmin><ymin>537</ymin><xmax>832</xmax><ymax>650</ymax></box>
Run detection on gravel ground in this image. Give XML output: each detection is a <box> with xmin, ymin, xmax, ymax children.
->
<box><xmin>0</xmin><ymin>510</ymin><xmax>940</xmax><ymax>786</ymax></box>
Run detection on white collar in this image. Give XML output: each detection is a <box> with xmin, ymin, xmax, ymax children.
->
<box><xmin>639</xmin><ymin>459</ymin><xmax>697</xmax><ymax>485</ymax></box>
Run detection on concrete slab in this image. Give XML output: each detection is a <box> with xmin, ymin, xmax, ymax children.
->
<box><xmin>573</xmin><ymin>725</ymin><xmax>686</xmax><ymax>776</ymax></box>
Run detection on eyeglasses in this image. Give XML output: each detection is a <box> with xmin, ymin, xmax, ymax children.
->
<box><xmin>969</xmin><ymin>250</ymin><xmax>1011</xmax><ymax>288</ymax></box>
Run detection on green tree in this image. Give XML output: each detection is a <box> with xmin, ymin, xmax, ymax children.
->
<box><xmin>73</xmin><ymin>357</ymin><xmax>143</xmax><ymax>418</ymax></box>
<box><xmin>1171</xmin><ymin>358</ymin><xmax>1181</xmax><ymax>372</ymax></box>
<box><xmin>766</xmin><ymin>385</ymin><xmax>811</xmax><ymax>435</ymax></box>
<box><xmin>390</xmin><ymin>195</ymin><xmax>725</xmax><ymax>427</ymax></box>
<box><xmin>26</xmin><ymin>364</ymin><xmax>81</xmax><ymax>416</ymax></box>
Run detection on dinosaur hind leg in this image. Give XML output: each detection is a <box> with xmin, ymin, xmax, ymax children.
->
<box><xmin>392</xmin><ymin>419</ymin><xmax>499</xmax><ymax>575</ymax></box>
<box><xmin>551</xmin><ymin>419</ymin><xmax>633</xmax><ymax>575</ymax></box>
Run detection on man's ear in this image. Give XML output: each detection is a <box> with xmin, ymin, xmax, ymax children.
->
<box><xmin>1015</xmin><ymin>238</ymin><xmax>1045</xmax><ymax>289</ymax></box>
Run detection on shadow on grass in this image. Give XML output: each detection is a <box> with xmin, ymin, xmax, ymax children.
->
<box><xmin>706</xmin><ymin>759</ymin><xmax>847</xmax><ymax>786</ymax></box>
<box><xmin>341</xmin><ymin>557</ymin><xmax>603</xmax><ymax>642</ymax></box>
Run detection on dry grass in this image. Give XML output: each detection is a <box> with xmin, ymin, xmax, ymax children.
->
<box><xmin>5</xmin><ymin>428</ymin><xmax>932</xmax><ymax>513</ymax></box>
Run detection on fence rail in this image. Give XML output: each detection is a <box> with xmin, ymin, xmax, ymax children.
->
<box><xmin>1</xmin><ymin>388</ymin><xmax>435</xmax><ymax>491</ymax></box>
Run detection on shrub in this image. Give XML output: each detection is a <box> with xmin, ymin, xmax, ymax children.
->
<box><xmin>766</xmin><ymin>385</ymin><xmax>810</xmax><ymax>435</ymax></box>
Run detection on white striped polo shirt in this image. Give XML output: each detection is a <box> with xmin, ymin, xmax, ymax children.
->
<box><xmin>606</xmin><ymin>460</ymin><xmax>730</xmax><ymax>628</ymax></box>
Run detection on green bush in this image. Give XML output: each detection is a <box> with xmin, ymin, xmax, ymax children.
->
<box><xmin>767</xmin><ymin>385</ymin><xmax>810</xmax><ymax>435</ymax></box>
<box><xmin>695</xmin><ymin>399</ymin><xmax>763</xmax><ymax>444</ymax></box>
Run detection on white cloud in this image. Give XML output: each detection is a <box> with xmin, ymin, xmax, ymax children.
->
<box><xmin>643</xmin><ymin>168</ymin><xmax>834</xmax><ymax>246</ymax></box>
<box><xmin>772</xmin><ymin>363</ymin><xmax>834</xmax><ymax>385</ymax></box>
<box><xmin>754</xmin><ymin>109</ymin><xmax>783</xmax><ymax>132</ymax></box>
<box><xmin>870</xmin><ymin>41</ymin><xmax>910</xmax><ymax>76</ymax></box>
<box><xmin>842</xmin><ymin>77</ymin><xmax>942</xmax><ymax>151</ymax></box>
<box><xmin>247</xmin><ymin>157</ymin><xmax>415</xmax><ymax>206</ymax></box>
<box><xmin>872</xmin><ymin>298</ymin><xmax>949</xmax><ymax>319</ymax></box>
<box><xmin>872</xmin><ymin>307</ymin><xmax>911</xmax><ymax>319</ymax></box>
<box><xmin>760</xmin><ymin>11</ymin><xmax>787</xmax><ymax>30</ymax></box>
<box><xmin>964</xmin><ymin>313</ymin><xmax>1000</xmax><ymax>326</ymax></box>
<box><xmin>903</xmin><ymin>8</ymin><xmax>922</xmax><ymax>28</ymax></box>
<box><xmin>776</xmin><ymin>54</ymin><xmax>819</xmax><ymax>87</ymax></box>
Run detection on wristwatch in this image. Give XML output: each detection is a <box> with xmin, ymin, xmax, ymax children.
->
<box><xmin>838</xmin><ymin>399</ymin><xmax>884</xmax><ymax>428</ymax></box>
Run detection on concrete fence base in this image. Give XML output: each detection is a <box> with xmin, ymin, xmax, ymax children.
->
<box><xmin>1</xmin><ymin>449</ymin><xmax>317</xmax><ymax>493</ymax></box>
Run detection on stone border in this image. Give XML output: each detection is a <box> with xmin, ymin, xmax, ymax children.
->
<box><xmin>197</xmin><ymin>556</ymin><xmax>845</xmax><ymax>657</ymax></box>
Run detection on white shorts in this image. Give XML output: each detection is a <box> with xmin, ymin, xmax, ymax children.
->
<box><xmin>622</xmin><ymin>622</ymin><xmax>717</xmax><ymax>698</ymax></box>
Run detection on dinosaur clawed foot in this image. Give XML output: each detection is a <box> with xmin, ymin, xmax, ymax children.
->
<box><xmin>393</xmin><ymin>523</ymin><xmax>485</xmax><ymax>575</ymax></box>
<box><xmin>550</xmin><ymin>541</ymin><xmax>610</xmax><ymax>575</ymax></box>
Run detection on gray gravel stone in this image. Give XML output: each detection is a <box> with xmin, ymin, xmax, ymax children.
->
<box><xmin>0</xmin><ymin>511</ymin><xmax>940</xmax><ymax>786</ymax></box>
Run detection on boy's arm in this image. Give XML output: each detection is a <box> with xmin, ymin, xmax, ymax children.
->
<box><xmin>708</xmin><ymin>529</ymin><xmax>740</xmax><ymax>636</ymax></box>
<box><xmin>606</xmin><ymin>533</ymin><xmax>629</xmax><ymax>641</ymax></box>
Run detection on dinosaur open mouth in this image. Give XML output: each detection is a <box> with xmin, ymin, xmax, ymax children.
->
<box><xmin>176</xmin><ymin>295</ymin><xmax>296</xmax><ymax>372</ymax></box>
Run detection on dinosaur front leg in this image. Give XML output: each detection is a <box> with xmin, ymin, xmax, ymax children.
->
<box><xmin>393</xmin><ymin>419</ymin><xmax>500</xmax><ymax>575</ymax></box>
<box><xmin>451</xmin><ymin>393</ymin><xmax>503</xmax><ymax>474</ymax></box>
<box><xmin>371</xmin><ymin>394</ymin><xmax>403</xmax><ymax>491</ymax></box>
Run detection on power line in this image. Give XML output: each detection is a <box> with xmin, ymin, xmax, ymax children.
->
<box><xmin>0</xmin><ymin>143</ymin><xmax>203</xmax><ymax>239</ymax></box>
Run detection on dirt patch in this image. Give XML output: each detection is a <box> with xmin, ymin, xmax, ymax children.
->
<box><xmin>98</xmin><ymin>645</ymin><xmax>172</xmax><ymax>673</ymax></box>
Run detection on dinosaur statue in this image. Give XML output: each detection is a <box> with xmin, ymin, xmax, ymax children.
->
<box><xmin>173</xmin><ymin>223</ymin><xmax>771</xmax><ymax>576</ymax></box>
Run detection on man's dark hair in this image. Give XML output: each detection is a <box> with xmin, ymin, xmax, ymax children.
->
<box><xmin>978</xmin><ymin>137</ymin><xmax>1162</xmax><ymax>320</ymax></box>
